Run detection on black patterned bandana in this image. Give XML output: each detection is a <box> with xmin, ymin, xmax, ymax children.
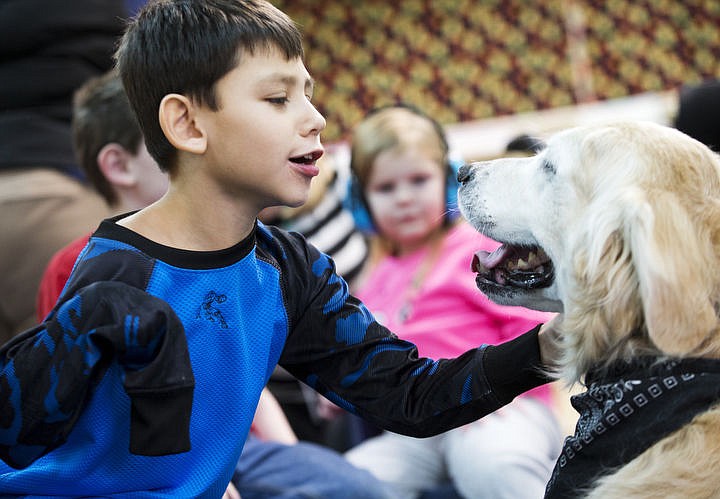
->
<box><xmin>545</xmin><ymin>356</ymin><xmax>720</xmax><ymax>498</ymax></box>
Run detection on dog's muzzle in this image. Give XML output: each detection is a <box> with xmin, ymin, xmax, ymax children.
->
<box><xmin>472</xmin><ymin>244</ymin><xmax>555</xmax><ymax>290</ymax></box>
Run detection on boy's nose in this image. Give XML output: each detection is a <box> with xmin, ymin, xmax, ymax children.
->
<box><xmin>303</xmin><ymin>104</ymin><xmax>326</xmax><ymax>136</ymax></box>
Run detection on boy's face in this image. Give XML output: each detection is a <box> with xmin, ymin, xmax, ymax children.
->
<box><xmin>196</xmin><ymin>45</ymin><xmax>326</xmax><ymax>210</ymax></box>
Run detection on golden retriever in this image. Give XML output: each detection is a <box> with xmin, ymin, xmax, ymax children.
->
<box><xmin>457</xmin><ymin>121</ymin><xmax>720</xmax><ymax>498</ymax></box>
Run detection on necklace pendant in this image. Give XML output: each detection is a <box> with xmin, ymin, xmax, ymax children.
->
<box><xmin>398</xmin><ymin>302</ymin><xmax>412</xmax><ymax>323</ymax></box>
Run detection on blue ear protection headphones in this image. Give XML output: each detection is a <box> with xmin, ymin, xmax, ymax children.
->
<box><xmin>345</xmin><ymin>104</ymin><xmax>461</xmax><ymax>234</ymax></box>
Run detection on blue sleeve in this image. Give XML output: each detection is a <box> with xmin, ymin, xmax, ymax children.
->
<box><xmin>268</xmin><ymin>228</ymin><xmax>548</xmax><ymax>438</ymax></box>
<box><xmin>0</xmin><ymin>281</ymin><xmax>194</xmax><ymax>469</ymax></box>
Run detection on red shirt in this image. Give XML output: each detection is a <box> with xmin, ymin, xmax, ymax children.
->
<box><xmin>36</xmin><ymin>233</ymin><xmax>91</xmax><ymax>321</ymax></box>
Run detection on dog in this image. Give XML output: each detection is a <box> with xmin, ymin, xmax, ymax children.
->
<box><xmin>457</xmin><ymin>121</ymin><xmax>720</xmax><ymax>498</ymax></box>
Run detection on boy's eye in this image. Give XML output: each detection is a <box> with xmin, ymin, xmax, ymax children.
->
<box><xmin>267</xmin><ymin>97</ymin><xmax>288</xmax><ymax>105</ymax></box>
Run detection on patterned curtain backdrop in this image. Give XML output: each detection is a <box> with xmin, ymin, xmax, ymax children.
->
<box><xmin>271</xmin><ymin>0</ymin><xmax>720</xmax><ymax>143</ymax></box>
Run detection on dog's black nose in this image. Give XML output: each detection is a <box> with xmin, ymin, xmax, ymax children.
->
<box><xmin>457</xmin><ymin>164</ymin><xmax>473</xmax><ymax>184</ymax></box>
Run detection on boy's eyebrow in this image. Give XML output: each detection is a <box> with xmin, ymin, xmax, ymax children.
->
<box><xmin>261</xmin><ymin>73</ymin><xmax>315</xmax><ymax>94</ymax></box>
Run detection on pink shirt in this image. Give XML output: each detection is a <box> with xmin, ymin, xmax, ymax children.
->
<box><xmin>356</xmin><ymin>222</ymin><xmax>555</xmax><ymax>404</ymax></box>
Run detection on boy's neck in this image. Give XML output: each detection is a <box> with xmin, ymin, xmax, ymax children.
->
<box><xmin>117</xmin><ymin>188</ymin><xmax>258</xmax><ymax>251</ymax></box>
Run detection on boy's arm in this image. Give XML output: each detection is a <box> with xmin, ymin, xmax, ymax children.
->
<box><xmin>276</xmin><ymin>246</ymin><xmax>550</xmax><ymax>438</ymax></box>
<box><xmin>282</xmin><ymin>318</ymin><xmax>547</xmax><ymax>437</ymax></box>
<box><xmin>0</xmin><ymin>281</ymin><xmax>194</xmax><ymax>469</ymax></box>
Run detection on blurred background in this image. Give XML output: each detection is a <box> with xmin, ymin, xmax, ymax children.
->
<box><xmin>272</xmin><ymin>0</ymin><xmax>720</xmax><ymax>160</ymax></box>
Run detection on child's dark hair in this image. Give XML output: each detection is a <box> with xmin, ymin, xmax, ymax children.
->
<box><xmin>115</xmin><ymin>0</ymin><xmax>304</xmax><ymax>172</ymax></box>
<box><xmin>72</xmin><ymin>69</ymin><xmax>143</xmax><ymax>206</ymax></box>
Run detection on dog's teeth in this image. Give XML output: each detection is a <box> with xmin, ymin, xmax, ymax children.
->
<box><xmin>507</xmin><ymin>261</ymin><xmax>515</xmax><ymax>270</ymax></box>
<box><xmin>517</xmin><ymin>258</ymin><xmax>527</xmax><ymax>269</ymax></box>
<box><xmin>528</xmin><ymin>252</ymin><xmax>536</xmax><ymax>263</ymax></box>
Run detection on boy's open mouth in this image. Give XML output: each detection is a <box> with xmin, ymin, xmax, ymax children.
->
<box><xmin>290</xmin><ymin>150</ymin><xmax>323</xmax><ymax>164</ymax></box>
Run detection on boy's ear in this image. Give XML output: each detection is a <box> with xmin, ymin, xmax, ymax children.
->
<box><xmin>158</xmin><ymin>93</ymin><xmax>207</xmax><ymax>155</ymax></box>
<box><xmin>98</xmin><ymin>143</ymin><xmax>135</xmax><ymax>187</ymax></box>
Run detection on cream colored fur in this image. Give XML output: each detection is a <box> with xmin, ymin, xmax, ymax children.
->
<box><xmin>458</xmin><ymin>121</ymin><xmax>720</xmax><ymax>497</ymax></box>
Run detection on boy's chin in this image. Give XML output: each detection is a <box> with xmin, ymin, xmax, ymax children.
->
<box><xmin>284</xmin><ymin>198</ymin><xmax>306</xmax><ymax>209</ymax></box>
<box><xmin>263</xmin><ymin>187</ymin><xmax>310</xmax><ymax>217</ymax></box>
<box><xmin>282</xmin><ymin>190</ymin><xmax>311</xmax><ymax>209</ymax></box>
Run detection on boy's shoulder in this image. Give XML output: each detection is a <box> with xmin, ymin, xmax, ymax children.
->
<box><xmin>76</xmin><ymin>219</ymin><xmax>330</xmax><ymax>283</ymax></box>
<box><xmin>256</xmin><ymin>221</ymin><xmax>329</xmax><ymax>273</ymax></box>
<box><xmin>62</xmin><ymin>239</ymin><xmax>157</xmax><ymax>301</ymax></box>
<box><xmin>51</xmin><ymin>219</ymin><xmax>340</xmax><ymax>316</ymax></box>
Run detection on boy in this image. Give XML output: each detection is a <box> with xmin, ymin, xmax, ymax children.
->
<box><xmin>0</xmin><ymin>1</ymin><xmax>555</xmax><ymax>496</ymax></box>
<box><xmin>33</xmin><ymin>67</ymin><xmax>391</xmax><ymax>499</ymax></box>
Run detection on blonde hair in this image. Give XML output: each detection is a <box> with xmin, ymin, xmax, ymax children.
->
<box><xmin>349</xmin><ymin>106</ymin><xmax>452</xmax><ymax>265</ymax></box>
<box><xmin>350</xmin><ymin>106</ymin><xmax>448</xmax><ymax>190</ymax></box>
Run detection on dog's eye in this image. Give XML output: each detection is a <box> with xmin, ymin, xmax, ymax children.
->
<box><xmin>541</xmin><ymin>158</ymin><xmax>556</xmax><ymax>174</ymax></box>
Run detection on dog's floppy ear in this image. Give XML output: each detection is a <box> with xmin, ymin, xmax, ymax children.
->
<box><xmin>623</xmin><ymin>187</ymin><xmax>717</xmax><ymax>354</ymax></box>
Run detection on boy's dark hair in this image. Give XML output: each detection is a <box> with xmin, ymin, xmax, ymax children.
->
<box><xmin>72</xmin><ymin>69</ymin><xmax>143</xmax><ymax>206</ymax></box>
<box><xmin>115</xmin><ymin>0</ymin><xmax>304</xmax><ymax>173</ymax></box>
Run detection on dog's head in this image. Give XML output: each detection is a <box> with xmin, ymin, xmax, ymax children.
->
<box><xmin>458</xmin><ymin>121</ymin><xmax>720</xmax><ymax>381</ymax></box>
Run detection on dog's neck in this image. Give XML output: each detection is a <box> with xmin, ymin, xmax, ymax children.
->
<box><xmin>546</xmin><ymin>356</ymin><xmax>720</xmax><ymax>498</ymax></box>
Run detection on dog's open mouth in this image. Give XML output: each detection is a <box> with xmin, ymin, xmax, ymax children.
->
<box><xmin>472</xmin><ymin>245</ymin><xmax>554</xmax><ymax>290</ymax></box>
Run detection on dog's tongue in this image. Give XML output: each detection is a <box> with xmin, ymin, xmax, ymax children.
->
<box><xmin>472</xmin><ymin>245</ymin><xmax>508</xmax><ymax>272</ymax></box>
